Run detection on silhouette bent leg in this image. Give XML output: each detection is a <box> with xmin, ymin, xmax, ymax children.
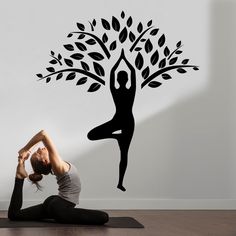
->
<box><xmin>88</xmin><ymin>117</ymin><xmax>134</xmax><ymax>191</ymax></box>
<box><xmin>87</xmin><ymin>119</ymin><xmax>121</xmax><ymax>141</ymax></box>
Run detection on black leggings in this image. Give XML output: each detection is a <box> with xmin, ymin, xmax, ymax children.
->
<box><xmin>8</xmin><ymin>178</ymin><xmax>109</xmax><ymax>225</ymax></box>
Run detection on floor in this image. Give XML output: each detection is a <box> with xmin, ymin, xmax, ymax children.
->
<box><xmin>1</xmin><ymin>210</ymin><xmax>236</xmax><ymax>236</ymax></box>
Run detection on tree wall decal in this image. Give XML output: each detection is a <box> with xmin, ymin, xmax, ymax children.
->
<box><xmin>37</xmin><ymin>11</ymin><xmax>199</xmax><ymax>191</ymax></box>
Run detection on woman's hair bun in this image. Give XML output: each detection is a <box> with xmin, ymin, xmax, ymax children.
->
<box><xmin>28</xmin><ymin>173</ymin><xmax>43</xmax><ymax>191</ymax></box>
<box><xmin>29</xmin><ymin>173</ymin><xmax>43</xmax><ymax>182</ymax></box>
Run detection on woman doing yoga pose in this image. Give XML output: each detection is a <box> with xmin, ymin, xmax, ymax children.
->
<box><xmin>88</xmin><ymin>49</ymin><xmax>136</xmax><ymax>192</ymax></box>
<box><xmin>8</xmin><ymin>130</ymin><xmax>109</xmax><ymax>225</ymax></box>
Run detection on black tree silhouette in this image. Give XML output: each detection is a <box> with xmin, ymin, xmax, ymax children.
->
<box><xmin>37</xmin><ymin>11</ymin><xmax>199</xmax><ymax>191</ymax></box>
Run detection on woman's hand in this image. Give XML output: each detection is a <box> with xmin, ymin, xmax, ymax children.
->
<box><xmin>18</xmin><ymin>149</ymin><xmax>31</xmax><ymax>160</ymax></box>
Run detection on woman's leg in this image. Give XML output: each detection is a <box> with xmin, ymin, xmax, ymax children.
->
<box><xmin>8</xmin><ymin>178</ymin><xmax>46</xmax><ymax>221</ymax></box>
<box><xmin>62</xmin><ymin>208</ymin><xmax>109</xmax><ymax>225</ymax></box>
<box><xmin>47</xmin><ymin>196</ymin><xmax>109</xmax><ymax>225</ymax></box>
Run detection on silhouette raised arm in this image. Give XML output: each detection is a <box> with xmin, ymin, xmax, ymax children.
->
<box><xmin>110</xmin><ymin>49</ymin><xmax>124</xmax><ymax>91</ymax></box>
<box><xmin>110</xmin><ymin>49</ymin><xmax>136</xmax><ymax>91</ymax></box>
<box><xmin>122</xmin><ymin>51</ymin><xmax>136</xmax><ymax>91</ymax></box>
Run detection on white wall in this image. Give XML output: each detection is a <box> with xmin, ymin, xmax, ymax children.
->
<box><xmin>1</xmin><ymin>0</ymin><xmax>236</xmax><ymax>209</ymax></box>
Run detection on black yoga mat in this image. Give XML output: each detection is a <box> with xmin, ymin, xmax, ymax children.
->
<box><xmin>0</xmin><ymin>217</ymin><xmax>144</xmax><ymax>228</ymax></box>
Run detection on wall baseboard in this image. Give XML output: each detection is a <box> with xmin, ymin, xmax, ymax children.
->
<box><xmin>1</xmin><ymin>199</ymin><xmax>236</xmax><ymax>210</ymax></box>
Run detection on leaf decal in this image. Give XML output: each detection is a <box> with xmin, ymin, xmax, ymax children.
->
<box><xmin>46</xmin><ymin>77</ymin><xmax>51</xmax><ymax>83</ymax></box>
<box><xmin>162</xmin><ymin>74</ymin><xmax>172</xmax><ymax>80</ymax></box>
<box><xmin>88</xmin><ymin>83</ymin><xmax>101</xmax><ymax>92</ymax></box>
<box><xmin>147</xmin><ymin>20</ymin><xmax>152</xmax><ymax>27</ymax></box>
<box><xmin>67</xmin><ymin>33</ymin><xmax>73</xmax><ymax>38</ymax></box>
<box><xmin>88</xmin><ymin>52</ymin><xmax>104</xmax><ymax>61</ymax></box>
<box><xmin>142</xmin><ymin>66</ymin><xmax>150</xmax><ymax>79</ymax></box>
<box><xmin>36</xmin><ymin>74</ymin><xmax>43</xmax><ymax>78</ymax></box>
<box><xmin>66</xmin><ymin>72</ymin><xmax>76</xmax><ymax>80</ymax></box>
<box><xmin>102</xmin><ymin>33</ymin><xmax>108</xmax><ymax>43</ymax></box>
<box><xmin>177</xmin><ymin>68</ymin><xmax>187</xmax><ymax>73</ymax></box>
<box><xmin>169</xmin><ymin>57</ymin><xmax>178</xmax><ymax>65</ymax></box>
<box><xmin>151</xmin><ymin>50</ymin><xmax>159</xmax><ymax>65</ymax></box>
<box><xmin>182</xmin><ymin>59</ymin><xmax>189</xmax><ymax>64</ymax></box>
<box><xmin>135</xmin><ymin>52</ymin><xmax>144</xmax><ymax>70</ymax></box>
<box><xmin>158</xmin><ymin>34</ymin><xmax>165</xmax><ymax>47</ymax></box>
<box><xmin>193</xmin><ymin>67</ymin><xmax>199</xmax><ymax>70</ymax></box>
<box><xmin>112</xmin><ymin>16</ymin><xmax>120</xmax><ymax>31</ymax></box>
<box><xmin>51</xmin><ymin>51</ymin><xmax>55</xmax><ymax>56</ymax></box>
<box><xmin>58</xmin><ymin>54</ymin><xmax>62</xmax><ymax>60</ymax></box>
<box><xmin>145</xmin><ymin>39</ymin><xmax>153</xmax><ymax>53</ymax></box>
<box><xmin>70</xmin><ymin>53</ymin><xmax>84</xmax><ymax>60</ymax></box>
<box><xmin>81</xmin><ymin>61</ymin><xmax>90</xmax><ymax>71</ymax></box>
<box><xmin>64</xmin><ymin>44</ymin><xmax>74</xmax><ymax>51</ymax></box>
<box><xmin>64</xmin><ymin>59</ymin><xmax>73</xmax><ymax>67</ymax></box>
<box><xmin>75</xmin><ymin>42</ymin><xmax>87</xmax><ymax>51</ymax></box>
<box><xmin>164</xmin><ymin>46</ymin><xmax>170</xmax><ymax>57</ymax></box>
<box><xmin>129</xmin><ymin>31</ymin><xmax>136</xmax><ymax>42</ymax></box>
<box><xmin>92</xmin><ymin>19</ymin><xmax>96</xmax><ymax>26</ymax></box>
<box><xmin>77</xmin><ymin>23</ymin><xmax>85</xmax><ymax>31</ymax></box>
<box><xmin>109</xmin><ymin>41</ymin><xmax>117</xmax><ymax>51</ymax></box>
<box><xmin>176</xmin><ymin>41</ymin><xmax>181</xmax><ymax>47</ymax></box>
<box><xmin>119</xmin><ymin>27</ymin><xmax>128</xmax><ymax>43</ymax></box>
<box><xmin>121</xmin><ymin>11</ymin><xmax>125</xmax><ymax>18</ymax></box>
<box><xmin>140</xmin><ymin>38</ymin><xmax>146</xmax><ymax>42</ymax></box>
<box><xmin>49</xmin><ymin>59</ymin><xmax>57</xmax><ymax>64</ymax></box>
<box><xmin>78</xmin><ymin>34</ymin><xmax>85</xmax><ymax>39</ymax></box>
<box><xmin>175</xmin><ymin>50</ymin><xmax>183</xmax><ymax>55</ymax></box>
<box><xmin>159</xmin><ymin>58</ymin><xmax>166</xmax><ymax>68</ymax></box>
<box><xmin>46</xmin><ymin>67</ymin><xmax>55</xmax><ymax>72</ymax></box>
<box><xmin>127</xmin><ymin>16</ymin><xmax>133</xmax><ymax>27</ymax></box>
<box><xmin>135</xmin><ymin>47</ymin><xmax>142</xmax><ymax>51</ymax></box>
<box><xmin>150</xmin><ymin>28</ymin><xmax>159</xmax><ymax>36</ymax></box>
<box><xmin>137</xmin><ymin>22</ymin><xmax>143</xmax><ymax>33</ymax></box>
<box><xmin>86</xmin><ymin>39</ymin><xmax>96</xmax><ymax>45</ymax></box>
<box><xmin>76</xmin><ymin>77</ymin><xmax>87</xmax><ymax>85</ymax></box>
<box><xmin>101</xmin><ymin>18</ymin><xmax>110</xmax><ymax>30</ymax></box>
<box><xmin>56</xmin><ymin>73</ymin><xmax>63</xmax><ymax>80</ymax></box>
<box><xmin>93</xmin><ymin>62</ymin><xmax>105</xmax><ymax>76</ymax></box>
<box><xmin>148</xmin><ymin>81</ymin><xmax>162</xmax><ymax>88</ymax></box>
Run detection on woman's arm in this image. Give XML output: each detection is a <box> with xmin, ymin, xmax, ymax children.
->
<box><xmin>19</xmin><ymin>130</ymin><xmax>45</xmax><ymax>153</ymax></box>
<box><xmin>19</xmin><ymin>130</ymin><xmax>65</xmax><ymax>175</ymax></box>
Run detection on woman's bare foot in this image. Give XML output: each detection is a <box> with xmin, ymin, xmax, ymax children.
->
<box><xmin>16</xmin><ymin>159</ymin><xmax>28</xmax><ymax>179</ymax></box>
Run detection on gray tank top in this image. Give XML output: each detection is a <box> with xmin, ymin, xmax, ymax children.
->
<box><xmin>56</xmin><ymin>162</ymin><xmax>81</xmax><ymax>205</ymax></box>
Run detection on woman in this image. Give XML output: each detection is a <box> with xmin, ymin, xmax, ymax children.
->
<box><xmin>8</xmin><ymin>130</ymin><xmax>109</xmax><ymax>225</ymax></box>
<box><xmin>88</xmin><ymin>49</ymin><xmax>136</xmax><ymax>192</ymax></box>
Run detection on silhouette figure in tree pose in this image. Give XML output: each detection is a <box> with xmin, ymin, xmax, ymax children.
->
<box><xmin>88</xmin><ymin>49</ymin><xmax>136</xmax><ymax>191</ymax></box>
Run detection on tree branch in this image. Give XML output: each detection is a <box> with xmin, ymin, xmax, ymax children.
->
<box><xmin>141</xmin><ymin>65</ymin><xmax>198</xmax><ymax>88</ymax></box>
<box><xmin>50</xmin><ymin>55</ymin><xmax>62</xmax><ymax>66</ymax></box>
<box><xmin>167</xmin><ymin>45</ymin><xmax>183</xmax><ymax>60</ymax></box>
<box><xmin>38</xmin><ymin>68</ymin><xmax>105</xmax><ymax>85</ymax></box>
<box><xmin>71</xmin><ymin>31</ymin><xmax>110</xmax><ymax>59</ymax></box>
<box><xmin>88</xmin><ymin>21</ymin><xmax>94</xmax><ymax>31</ymax></box>
<box><xmin>130</xmin><ymin>27</ymin><xmax>153</xmax><ymax>52</ymax></box>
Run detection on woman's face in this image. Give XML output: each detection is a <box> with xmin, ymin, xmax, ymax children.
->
<box><xmin>31</xmin><ymin>147</ymin><xmax>50</xmax><ymax>165</ymax></box>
